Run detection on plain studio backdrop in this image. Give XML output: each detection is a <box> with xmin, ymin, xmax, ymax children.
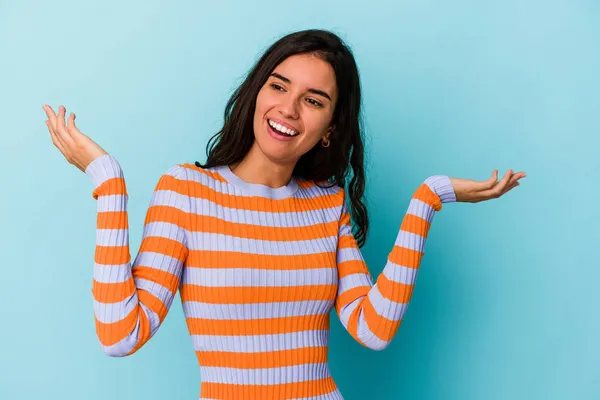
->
<box><xmin>1</xmin><ymin>1</ymin><xmax>598</xmax><ymax>399</ymax></box>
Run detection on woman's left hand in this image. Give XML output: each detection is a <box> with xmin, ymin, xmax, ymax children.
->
<box><xmin>450</xmin><ymin>170</ymin><xmax>526</xmax><ymax>203</ymax></box>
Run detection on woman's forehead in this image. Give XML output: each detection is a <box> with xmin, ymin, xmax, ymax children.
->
<box><xmin>272</xmin><ymin>54</ymin><xmax>337</xmax><ymax>96</ymax></box>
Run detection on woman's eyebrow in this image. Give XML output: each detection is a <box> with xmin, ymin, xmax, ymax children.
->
<box><xmin>270</xmin><ymin>72</ymin><xmax>332</xmax><ymax>101</ymax></box>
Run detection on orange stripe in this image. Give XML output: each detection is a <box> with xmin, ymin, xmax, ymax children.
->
<box><xmin>340</xmin><ymin>209</ymin><xmax>351</xmax><ymax>222</ymax></box>
<box><xmin>187</xmin><ymin>314</ymin><xmax>330</xmax><ymax>336</ymax></box>
<box><xmin>388</xmin><ymin>245</ymin><xmax>423</xmax><ymax>269</ymax></box>
<box><xmin>132</xmin><ymin>266</ymin><xmax>180</xmax><ymax>294</ymax></box>
<box><xmin>336</xmin><ymin>285</ymin><xmax>369</xmax><ymax>309</ymax></box>
<box><xmin>187</xmin><ymin>214</ymin><xmax>338</xmax><ymax>241</ymax></box>
<box><xmin>181</xmin><ymin>284</ymin><xmax>337</xmax><ymax>304</ymax></box>
<box><xmin>362</xmin><ymin>296</ymin><xmax>402</xmax><ymax>342</ymax></box>
<box><xmin>187</xmin><ymin>250</ymin><xmax>336</xmax><ymax>270</ymax></box>
<box><xmin>181</xmin><ymin>162</ymin><xmax>330</xmax><ymax>192</ymax></box>
<box><xmin>92</xmin><ymin>278</ymin><xmax>135</xmax><ymax>303</ymax></box>
<box><xmin>139</xmin><ymin>236</ymin><xmax>188</xmax><ymax>262</ymax></box>
<box><xmin>337</xmin><ymin>260</ymin><xmax>369</xmax><ymax>279</ymax></box>
<box><xmin>170</xmin><ymin>174</ymin><xmax>344</xmax><ymax>213</ymax></box>
<box><xmin>344</xmin><ymin>303</ymin><xmax>365</xmax><ymax>347</ymax></box>
<box><xmin>138</xmin><ymin>290</ymin><xmax>168</xmax><ymax>322</ymax></box>
<box><xmin>95</xmin><ymin>305</ymin><xmax>137</xmax><ymax>346</ymax></box>
<box><xmin>400</xmin><ymin>213</ymin><xmax>431</xmax><ymax>238</ymax></box>
<box><xmin>95</xmin><ymin>245</ymin><xmax>130</xmax><ymax>265</ymax></box>
<box><xmin>200</xmin><ymin>376</ymin><xmax>337</xmax><ymax>399</ymax></box>
<box><xmin>337</xmin><ymin>233</ymin><xmax>357</xmax><ymax>249</ymax></box>
<box><xmin>95</xmin><ymin>237</ymin><xmax>187</xmax><ymax>267</ymax></box>
<box><xmin>413</xmin><ymin>183</ymin><xmax>442</xmax><ymax>211</ymax></box>
<box><xmin>181</xmin><ymin>163</ymin><xmax>228</xmax><ymax>183</ymax></box>
<box><xmin>196</xmin><ymin>346</ymin><xmax>328</xmax><ymax>369</ymax></box>
<box><xmin>97</xmin><ymin>211</ymin><xmax>128</xmax><ymax>229</ymax></box>
<box><xmin>377</xmin><ymin>274</ymin><xmax>414</xmax><ymax>304</ymax></box>
<box><xmin>92</xmin><ymin>177</ymin><xmax>127</xmax><ymax>199</ymax></box>
<box><xmin>143</xmin><ymin>205</ymin><xmax>185</xmax><ymax>226</ymax></box>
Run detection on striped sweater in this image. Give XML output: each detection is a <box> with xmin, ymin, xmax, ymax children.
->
<box><xmin>85</xmin><ymin>153</ymin><xmax>456</xmax><ymax>400</ymax></box>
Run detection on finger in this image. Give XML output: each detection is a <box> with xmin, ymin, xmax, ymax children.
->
<box><xmin>500</xmin><ymin>180</ymin><xmax>520</xmax><ymax>196</ymax></box>
<box><xmin>480</xmin><ymin>170</ymin><xmax>499</xmax><ymax>190</ymax></box>
<box><xmin>484</xmin><ymin>169</ymin><xmax>512</xmax><ymax>198</ymax></box>
<box><xmin>57</xmin><ymin>105</ymin><xmax>70</xmax><ymax>136</ymax></box>
<box><xmin>66</xmin><ymin>112</ymin><xmax>78</xmax><ymax>136</ymax></box>
<box><xmin>506</xmin><ymin>171</ymin><xmax>522</xmax><ymax>186</ymax></box>
<box><xmin>54</xmin><ymin>105</ymin><xmax>75</xmax><ymax>145</ymax></box>
<box><xmin>46</xmin><ymin>120</ymin><xmax>69</xmax><ymax>158</ymax></box>
<box><xmin>43</xmin><ymin>105</ymin><xmax>58</xmax><ymax>131</ymax></box>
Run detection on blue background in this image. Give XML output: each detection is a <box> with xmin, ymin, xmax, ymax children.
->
<box><xmin>1</xmin><ymin>1</ymin><xmax>599</xmax><ymax>399</ymax></box>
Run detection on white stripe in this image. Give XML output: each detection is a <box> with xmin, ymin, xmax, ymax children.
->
<box><xmin>182</xmin><ymin>300</ymin><xmax>334</xmax><ymax>320</ymax></box>
<box><xmin>381</xmin><ymin>262</ymin><xmax>419</xmax><ymax>285</ymax></box>
<box><xmin>199</xmin><ymin>363</ymin><xmax>331</xmax><ymax>385</ymax></box>
<box><xmin>291</xmin><ymin>388</ymin><xmax>344</xmax><ymax>400</ymax></box>
<box><xmin>407</xmin><ymin>198</ymin><xmax>436</xmax><ymax>223</ymax></box>
<box><xmin>97</xmin><ymin>194</ymin><xmax>128</xmax><ymax>212</ymax></box>
<box><xmin>93</xmin><ymin>263</ymin><xmax>131</xmax><ymax>283</ymax></box>
<box><xmin>97</xmin><ymin>223</ymin><xmax>186</xmax><ymax>247</ymax></box>
<box><xmin>98</xmin><ymin>304</ymin><xmax>161</xmax><ymax>356</ymax></box>
<box><xmin>181</xmin><ymin>193</ymin><xmax>343</xmax><ymax>227</ymax></box>
<box><xmin>337</xmin><ymin>273</ymin><xmax>372</xmax><ymax>295</ymax></box>
<box><xmin>186</xmin><ymin>166</ymin><xmax>342</xmax><ymax>200</ymax></box>
<box><xmin>336</xmin><ymin>247</ymin><xmax>362</xmax><ymax>264</ymax></box>
<box><xmin>94</xmin><ymin>296</ymin><xmax>137</xmax><ymax>324</ymax></box>
<box><xmin>188</xmin><ymin>233</ymin><xmax>337</xmax><ymax>254</ymax></box>
<box><xmin>367</xmin><ymin>285</ymin><xmax>409</xmax><ymax>322</ymax></box>
<box><xmin>96</xmin><ymin>228</ymin><xmax>129</xmax><ymax>246</ymax></box>
<box><xmin>141</xmin><ymin>221</ymin><xmax>187</xmax><ymax>243</ymax></box>
<box><xmin>338</xmin><ymin>297</ymin><xmax>361</xmax><ymax>328</ymax></box>
<box><xmin>393</xmin><ymin>230</ymin><xmax>427</xmax><ymax>253</ymax></box>
<box><xmin>133</xmin><ymin>278</ymin><xmax>176</xmax><ymax>308</ymax></box>
<box><xmin>132</xmin><ymin>251</ymin><xmax>184</xmax><ymax>278</ymax></box>
<box><xmin>191</xmin><ymin>330</ymin><xmax>329</xmax><ymax>353</ymax></box>
<box><xmin>357</xmin><ymin>312</ymin><xmax>389</xmax><ymax>350</ymax></box>
<box><xmin>182</xmin><ymin>267</ymin><xmax>337</xmax><ymax>287</ymax></box>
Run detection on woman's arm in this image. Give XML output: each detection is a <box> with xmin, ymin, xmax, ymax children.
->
<box><xmin>85</xmin><ymin>154</ymin><xmax>189</xmax><ymax>356</ymax></box>
<box><xmin>334</xmin><ymin>176</ymin><xmax>455</xmax><ymax>350</ymax></box>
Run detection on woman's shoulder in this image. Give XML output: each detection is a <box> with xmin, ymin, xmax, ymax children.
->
<box><xmin>160</xmin><ymin>161</ymin><xmax>227</xmax><ymax>192</ymax></box>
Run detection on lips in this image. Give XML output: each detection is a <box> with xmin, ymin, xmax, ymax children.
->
<box><xmin>267</xmin><ymin>119</ymin><xmax>300</xmax><ymax>137</ymax></box>
<box><xmin>266</xmin><ymin>120</ymin><xmax>298</xmax><ymax>142</ymax></box>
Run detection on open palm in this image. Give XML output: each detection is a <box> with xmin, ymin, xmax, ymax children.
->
<box><xmin>450</xmin><ymin>170</ymin><xmax>526</xmax><ymax>203</ymax></box>
<box><xmin>43</xmin><ymin>104</ymin><xmax>107</xmax><ymax>172</ymax></box>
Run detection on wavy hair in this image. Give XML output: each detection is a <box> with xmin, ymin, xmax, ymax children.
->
<box><xmin>196</xmin><ymin>29</ymin><xmax>369</xmax><ymax>247</ymax></box>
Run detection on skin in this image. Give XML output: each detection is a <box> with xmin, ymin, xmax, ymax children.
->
<box><xmin>43</xmin><ymin>54</ymin><xmax>526</xmax><ymax>201</ymax></box>
<box><xmin>230</xmin><ymin>53</ymin><xmax>338</xmax><ymax>189</ymax></box>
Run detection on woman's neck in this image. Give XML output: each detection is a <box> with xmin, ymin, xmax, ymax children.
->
<box><xmin>229</xmin><ymin>145</ymin><xmax>296</xmax><ymax>189</ymax></box>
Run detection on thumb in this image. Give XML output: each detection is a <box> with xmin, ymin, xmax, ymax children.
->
<box><xmin>487</xmin><ymin>170</ymin><xmax>498</xmax><ymax>188</ymax></box>
<box><xmin>69</xmin><ymin>112</ymin><xmax>79</xmax><ymax>132</ymax></box>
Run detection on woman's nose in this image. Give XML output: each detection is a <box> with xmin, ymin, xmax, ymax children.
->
<box><xmin>278</xmin><ymin>97</ymin><xmax>299</xmax><ymax>119</ymax></box>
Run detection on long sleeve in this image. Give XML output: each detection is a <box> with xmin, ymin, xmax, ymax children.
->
<box><xmin>85</xmin><ymin>154</ymin><xmax>189</xmax><ymax>357</ymax></box>
<box><xmin>334</xmin><ymin>176</ymin><xmax>456</xmax><ymax>350</ymax></box>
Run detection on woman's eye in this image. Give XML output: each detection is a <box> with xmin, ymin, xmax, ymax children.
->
<box><xmin>307</xmin><ymin>98</ymin><xmax>323</xmax><ymax>107</ymax></box>
<box><xmin>270</xmin><ymin>83</ymin><xmax>284</xmax><ymax>91</ymax></box>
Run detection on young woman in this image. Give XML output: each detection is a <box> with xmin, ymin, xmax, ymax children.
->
<box><xmin>44</xmin><ymin>29</ymin><xmax>525</xmax><ymax>400</ymax></box>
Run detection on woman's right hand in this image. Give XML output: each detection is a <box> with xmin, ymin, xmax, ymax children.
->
<box><xmin>44</xmin><ymin>104</ymin><xmax>108</xmax><ymax>172</ymax></box>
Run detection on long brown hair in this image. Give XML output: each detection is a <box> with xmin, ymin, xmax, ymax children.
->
<box><xmin>196</xmin><ymin>29</ymin><xmax>369</xmax><ymax>247</ymax></box>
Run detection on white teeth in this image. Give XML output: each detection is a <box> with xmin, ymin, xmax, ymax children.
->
<box><xmin>269</xmin><ymin>120</ymin><xmax>298</xmax><ymax>136</ymax></box>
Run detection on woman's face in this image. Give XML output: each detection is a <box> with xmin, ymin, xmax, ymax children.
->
<box><xmin>252</xmin><ymin>53</ymin><xmax>338</xmax><ymax>165</ymax></box>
